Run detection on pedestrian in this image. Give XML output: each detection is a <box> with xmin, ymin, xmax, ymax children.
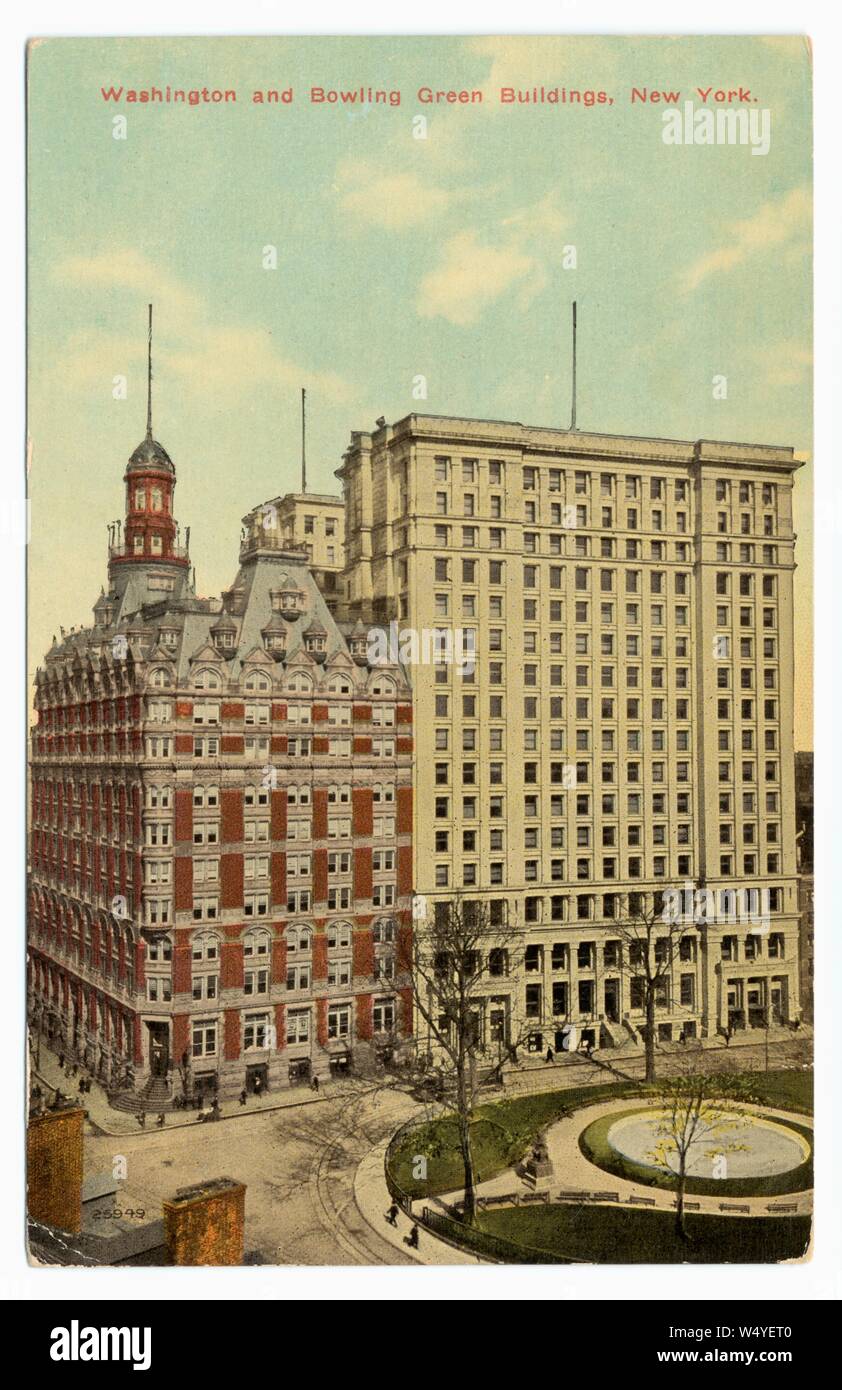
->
<box><xmin>545</xmin><ymin>1046</ymin><xmax>554</xmax><ymax>1064</ymax></box>
<box><xmin>311</xmin><ymin>1076</ymin><xmax>320</xmax><ymax>1093</ymax></box>
<box><xmin>253</xmin><ymin>1076</ymin><xmax>262</xmax><ymax>1099</ymax></box>
<box><xmin>210</xmin><ymin>1098</ymin><xmax>221</xmax><ymax>1121</ymax></box>
<box><xmin>385</xmin><ymin>1203</ymin><xmax>399</xmax><ymax>1227</ymax></box>
<box><xmin>136</xmin><ymin>1109</ymin><xmax>146</xmax><ymax>1129</ymax></box>
<box><xmin>239</xmin><ymin>1088</ymin><xmax>247</xmax><ymax>1107</ymax></box>
<box><xmin>404</xmin><ymin>1225</ymin><xmax>419</xmax><ymax>1250</ymax></box>
<box><xmin>58</xmin><ymin>1053</ymin><xmax>64</xmax><ymax>1069</ymax></box>
<box><xmin>156</xmin><ymin>1113</ymin><xmax>166</xmax><ymax>1129</ymax></box>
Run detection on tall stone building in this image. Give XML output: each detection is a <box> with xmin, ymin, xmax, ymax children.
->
<box><xmin>28</xmin><ymin>373</ymin><xmax>413</xmax><ymax>1104</ymax></box>
<box><xmin>339</xmin><ymin>414</ymin><xmax>803</xmax><ymax>1054</ymax></box>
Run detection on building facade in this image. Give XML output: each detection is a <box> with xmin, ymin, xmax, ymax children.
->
<box><xmin>28</xmin><ymin>410</ymin><xmax>413</xmax><ymax>1103</ymax></box>
<box><xmin>794</xmin><ymin>750</ymin><xmax>814</xmax><ymax>1023</ymax></box>
<box><xmin>339</xmin><ymin>414</ymin><xmax>803</xmax><ymax>1055</ymax></box>
<box><xmin>242</xmin><ymin>490</ymin><xmax>346</xmax><ymax>614</ymax></box>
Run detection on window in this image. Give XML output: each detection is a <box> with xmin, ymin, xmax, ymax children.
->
<box><xmin>192</xmin><ymin>1019</ymin><xmax>217</xmax><ymax>1058</ymax></box>
<box><xmin>328</xmin><ymin>1005</ymin><xmax>352</xmax><ymax>1040</ymax></box>
<box><xmin>287</xmin><ymin>1009</ymin><xmax>310</xmax><ymax>1044</ymax></box>
<box><xmin>244</xmin><ymin>1013</ymin><xmax>270</xmax><ymax>1050</ymax></box>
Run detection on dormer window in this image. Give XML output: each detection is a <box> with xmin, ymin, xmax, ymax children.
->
<box><xmin>303</xmin><ymin>622</ymin><xmax>328</xmax><ymax>662</ymax></box>
<box><xmin>160</xmin><ymin>628</ymin><xmax>178</xmax><ymax>648</ymax></box>
<box><xmin>277</xmin><ymin>584</ymin><xmax>306</xmax><ymax>619</ymax></box>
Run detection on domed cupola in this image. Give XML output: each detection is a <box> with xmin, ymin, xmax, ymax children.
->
<box><xmin>110</xmin><ymin>305</ymin><xmax>189</xmax><ymax>577</ymax></box>
<box><xmin>128</xmin><ymin>434</ymin><xmax>174</xmax><ymax>475</ymax></box>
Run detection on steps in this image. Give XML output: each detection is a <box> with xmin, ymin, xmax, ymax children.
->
<box><xmin>108</xmin><ymin>1075</ymin><xmax>179</xmax><ymax>1115</ymax></box>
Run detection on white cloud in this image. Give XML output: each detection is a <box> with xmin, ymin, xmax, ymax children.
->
<box><xmin>334</xmin><ymin>158</ymin><xmax>456</xmax><ymax>231</ymax></box>
<box><xmin>49</xmin><ymin>250</ymin><xmax>353</xmax><ymax>405</ymax></box>
<box><xmin>416</xmin><ymin>191</ymin><xmax>568</xmax><ymax>325</ymax></box>
<box><xmin>417</xmin><ymin>231</ymin><xmax>536</xmax><ymax>325</ymax></box>
<box><xmin>750</xmin><ymin>339</ymin><xmax>813</xmax><ymax>389</ymax></box>
<box><xmin>55</xmin><ymin>248</ymin><xmax>203</xmax><ymax>319</ymax></box>
<box><xmin>680</xmin><ymin>185</ymin><xmax>810</xmax><ymax>293</ymax></box>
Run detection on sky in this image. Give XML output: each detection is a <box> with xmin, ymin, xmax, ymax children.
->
<box><xmin>27</xmin><ymin>34</ymin><xmax>812</xmax><ymax>746</ymax></box>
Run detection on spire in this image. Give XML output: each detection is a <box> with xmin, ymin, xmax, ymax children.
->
<box><xmin>568</xmin><ymin>300</ymin><xmax>577</xmax><ymax>432</ymax></box>
<box><xmin>301</xmin><ymin>386</ymin><xmax>307</xmax><ymax>494</ymax></box>
<box><xmin>146</xmin><ymin>302</ymin><xmax>153</xmax><ymax>441</ymax></box>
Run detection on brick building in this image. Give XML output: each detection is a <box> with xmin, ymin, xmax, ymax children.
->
<box><xmin>28</xmin><ymin>376</ymin><xmax>413</xmax><ymax>1103</ymax></box>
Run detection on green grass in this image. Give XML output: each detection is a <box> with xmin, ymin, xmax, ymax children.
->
<box><xmin>389</xmin><ymin>1081</ymin><xmax>629</xmax><ymax>1198</ymax></box>
<box><xmin>744</xmin><ymin>1068</ymin><xmax>813</xmax><ymax>1115</ymax></box>
<box><xmin>478</xmin><ymin>1205</ymin><xmax>811</xmax><ymax>1265</ymax></box>
<box><xmin>578</xmin><ymin>1106</ymin><xmax>813</xmax><ymax>1197</ymax></box>
<box><xmin>386</xmin><ymin>1069</ymin><xmax>812</xmax><ymax>1200</ymax></box>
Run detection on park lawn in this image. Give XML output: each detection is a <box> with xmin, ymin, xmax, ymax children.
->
<box><xmin>387</xmin><ymin>1068</ymin><xmax>812</xmax><ymax>1200</ymax></box>
<box><xmin>744</xmin><ymin>1068</ymin><xmax>813</xmax><ymax>1115</ymax></box>
<box><xmin>479</xmin><ymin>1204</ymin><xmax>812</xmax><ymax>1265</ymax></box>
<box><xmin>389</xmin><ymin>1081</ymin><xmax>630</xmax><ymax>1197</ymax></box>
<box><xmin>578</xmin><ymin>1106</ymin><xmax>813</xmax><ymax>1197</ymax></box>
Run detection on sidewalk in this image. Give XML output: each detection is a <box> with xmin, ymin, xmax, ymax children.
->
<box><xmin>435</xmin><ymin>1097</ymin><xmax>814</xmax><ymax>1220</ymax></box>
<box><xmin>352</xmin><ymin>1136</ymin><xmax>489</xmax><ymax>1266</ymax></box>
<box><xmin>30</xmin><ymin>1043</ymin><xmax>350</xmax><ymax>1138</ymax></box>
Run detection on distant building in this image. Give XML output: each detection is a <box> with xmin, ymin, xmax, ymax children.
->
<box><xmin>244</xmin><ymin>491</ymin><xmax>345</xmax><ymax>613</ymax></box>
<box><xmin>794</xmin><ymin>751</ymin><xmax>814</xmax><ymax>1021</ymax></box>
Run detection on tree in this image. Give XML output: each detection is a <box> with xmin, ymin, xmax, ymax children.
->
<box><xmin>613</xmin><ymin>893</ymin><xmax>690</xmax><ymax>1082</ymax></box>
<box><xmin>647</xmin><ymin>1065</ymin><xmax>756</xmax><ymax>1241</ymax></box>
<box><xmin>408</xmin><ymin>895</ymin><xmax>529</xmax><ymax>1225</ymax></box>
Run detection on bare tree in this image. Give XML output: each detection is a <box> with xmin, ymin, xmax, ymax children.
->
<box><xmin>647</xmin><ymin>1065</ymin><xmax>755</xmax><ymax>1241</ymax></box>
<box><xmin>613</xmin><ymin>893</ymin><xmax>690</xmax><ymax>1082</ymax></box>
<box><xmin>408</xmin><ymin>895</ymin><xmax>529</xmax><ymax>1225</ymax></box>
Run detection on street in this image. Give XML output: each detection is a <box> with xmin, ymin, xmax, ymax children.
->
<box><xmin>82</xmin><ymin>1081</ymin><xmax>419</xmax><ymax>1265</ymax></box>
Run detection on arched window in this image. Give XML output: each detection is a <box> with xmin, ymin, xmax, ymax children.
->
<box><xmin>286</xmin><ymin>671</ymin><xmax>313</xmax><ymax>694</ymax></box>
<box><xmin>194</xmin><ymin>667</ymin><xmax>221</xmax><ymax>691</ymax></box>
<box><xmin>373</xmin><ymin>917</ymin><xmax>396</xmax><ymax>944</ymax></box>
<box><xmin>370</xmin><ymin>674</ymin><xmax>396</xmax><ymax>696</ymax></box>
<box><xmin>328</xmin><ymin>783</ymin><xmax>351</xmax><ymax>804</ymax></box>
<box><xmin>134</xmin><ymin>486</ymin><xmax>145</xmax><ymax>510</ymax></box>
<box><xmin>286</xmin><ymin>925</ymin><xmax>312</xmax><ymax>954</ymax></box>
<box><xmin>149</xmin><ymin>667</ymin><xmax>172</xmax><ymax>689</ymax></box>
<box><xmin>150</xmin><ymin>487</ymin><xmax>163</xmax><ymax>513</ymax></box>
<box><xmin>192</xmin><ymin>931</ymin><xmax>220</xmax><ymax>962</ymax></box>
<box><xmin>327</xmin><ymin>674</ymin><xmax>353</xmax><ymax>695</ymax></box>
<box><xmin>244</xmin><ymin>669</ymin><xmax>271</xmax><ymax>693</ymax></box>
<box><xmin>243</xmin><ymin>927</ymin><xmax>271</xmax><ymax>958</ymax></box>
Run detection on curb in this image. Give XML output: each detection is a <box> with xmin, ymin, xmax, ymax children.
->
<box><xmin>32</xmin><ymin>1066</ymin><xmax>339</xmax><ymax>1138</ymax></box>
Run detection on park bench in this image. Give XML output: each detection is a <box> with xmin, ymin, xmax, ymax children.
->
<box><xmin>672</xmin><ymin>1199</ymin><xmax>701</xmax><ymax>1211</ymax></box>
<box><xmin>521</xmin><ymin>1191</ymin><xmax>551</xmax><ymax>1205</ymax></box>
<box><xmin>719</xmin><ymin>1202</ymin><xmax>751</xmax><ymax>1214</ymax></box>
<box><xmin>628</xmin><ymin>1194</ymin><xmax>657</xmax><ymax>1206</ymax></box>
<box><xmin>481</xmin><ymin>1193</ymin><xmax>520</xmax><ymax>1209</ymax></box>
<box><xmin>590</xmin><ymin>1191</ymin><xmax>620</xmax><ymax>1202</ymax></box>
<box><xmin>556</xmin><ymin>1190</ymin><xmax>590</xmax><ymax>1202</ymax></box>
<box><xmin>766</xmin><ymin>1202</ymin><xmax>798</xmax><ymax>1213</ymax></box>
